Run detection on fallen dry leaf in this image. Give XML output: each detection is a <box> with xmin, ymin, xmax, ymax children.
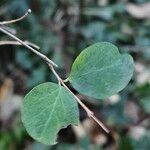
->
<box><xmin>0</xmin><ymin>78</ymin><xmax>13</xmax><ymax>103</ymax></box>
<box><xmin>0</xmin><ymin>78</ymin><xmax>23</xmax><ymax>122</ymax></box>
<box><xmin>0</xmin><ymin>94</ymin><xmax>23</xmax><ymax>121</ymax></box>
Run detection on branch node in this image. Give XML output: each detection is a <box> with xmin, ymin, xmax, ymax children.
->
<box><xmin>28</xmin><ymin>9</ymin><xmax>32</xmax><ymax>14</ymax></box>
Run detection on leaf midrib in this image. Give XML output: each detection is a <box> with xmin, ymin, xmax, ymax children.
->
<box><xmin>70</xmin><ymin>57</ymin><xmax>123</xmax><ymax>80</ymax></box>
<box><xmin>39</xmin><ymin>86</ymin><xmax>61</xmax><ymax>140</ymax></box>
<box><xmin>24</xmin><ymin>89</ymin><xmax>59</xmax><ymax>127</ymax></box>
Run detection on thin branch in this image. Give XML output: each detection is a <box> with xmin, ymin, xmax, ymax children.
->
<box><xmin>50</xmin><ymin>65</ymin><xmax>109</xmax><ymax>133</ymax></box>
<box><xmin>24</xmin><ymin>41</ymin><xmax>40</xmax><ymax>49</ymax></box>
<box><xmin>0</xmin><ymin>27</ymin><xmax>57</xmax><ymax>67</ymax></box>
<box><xmin>0</xmin><ymin>10</ymin><xmax>109</xmax><ymax>133</ymax></box>
<box><xmin>0</xmin><ymin>26</ymin><xmax>109</xmax><ymax>133</ymax></box>
<box><xmin>0</xmin><ymin>9</ymin><xmax>31</xmax><ymax>25</ymax></box>
<box><xmin>0</xmin><ymin>40</ymin><xmax>40</xmax><ymax>49</ymax></box>
<box><xmin>1</xmin><ymin>26</ymin><xmax>17</xmax><ymax>34</ymax></box>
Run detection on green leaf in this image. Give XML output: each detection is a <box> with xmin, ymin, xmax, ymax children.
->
<box><xmin>21</xmin><ymin>82</ymin><xmax>79</xmax><ymax>145</ymax></box>
<box><xmin>68</xmin><ymin>42</ymin><xmax>134</xmax><ymax>99</ymax></box>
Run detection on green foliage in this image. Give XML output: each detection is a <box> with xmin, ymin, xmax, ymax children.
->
<box><xmin>68</xmin><ymin>42</ymin><xmax>134</xmax><ymax>99</ymax></box>
<box><xmin>81</xmin><ymin>22</ymin><xmax>105</xmax><ymax>42</ymax></box>
<box><xmin>16</xmin><ymin>49</ymin><xmax>33</xmax><ymax>70</ymax></box>
<box><xmin>119</xmin><ymin>135</ymin><xmax>133</xmax><ymax>150</ymax></box>
<box><xmin>27</xmin><ymin>66</ymin><xmax>47</xmax><ymax>88</ymax></box>
<box><xmin>132</xmin><ymin>131</ymin><xmax>150</xmax><ymax>150</ymax></box>
<box><xmin>136</xmin><ymin>83</ymin><xmax>150</xmax><ymax>113</ymax></box>
<box><xmin>0</xmin><ymin>0</ymin><xmax>149</xmax><ymax>149</ymax></box>
<box><xmin>140</xmin><ymin>96</ymin><xmax>150</xmax><ymax>113</ymax></box>
<box><xmin>40</xmin><ymin>0</ymin><xmax>56</xmax><ymax>17</ymax></box>
<box><xmin>21</xmin><ymin>82</ymin><xmax>79</xmax><ymax>145</ymax></box>
<box><xmin>22</xmin><ymin>42</ymin><xmax>134</xmax><ymax>145</ymax></box>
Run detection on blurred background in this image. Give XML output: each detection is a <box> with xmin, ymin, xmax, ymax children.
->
<box><xmin>0</xmin><ymin>0</ymin><xmax>150</xmax><ymax>150</ymax></box>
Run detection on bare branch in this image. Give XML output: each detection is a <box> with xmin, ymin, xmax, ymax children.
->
<box><xmin>1</xmin><ymin>26</ymin><xmax>17</xmax><ymax>34</ymax></box>
<box><xmin>0</xmin><ymin>26</ymin><xmax>57</xmax><ymax>67</ymax></box>
<box><xmin>0</xmin><ymin>9</ymin><xmax>109</xmax><ymax>133</ymax></box>
<box><xmin>0</xmin><ymin>9</ymin><xmax>31</xmax><ymax>25</ymax></box>
<box><xmin>24</xmin><ymin>41</ymin><xmax>40</xmax><ymax>49</ymax></box>
<box><xmin>90</xmin><ymin>115</ymin><xmax>109</xmax><ymax>133</ymax></box>
<box><xmin>0</xmin><ymin>40</ymin><xmax>40</xmax><ymax>49</ymax></box>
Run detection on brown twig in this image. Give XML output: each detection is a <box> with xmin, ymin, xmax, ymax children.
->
<box><xmin>50</xmin><ymin>65</ymin><xmax>109</xmax><ymax>133</ymax></box>
<box><xmin>0</xmin><ymin>40</ymin><xmax>40</xmax><ymax>49</ymax></box>
<box><xmin>0</xmin><ymin>27</ymin><xmax>57</xmax><ymax>67</ymax></box>
<box><xmin>1</xmin><ymin>26</ymin><xmax>17</xmax><ymax>34</ymax></box>
<box><xmin>0</xmin><ymin>9</ymin><xmax>31</xmax><ymax>25</ymax></box>
<box><xmin>0</xmin><ymin>9</ymin><xmax>109</xmax><ymax>133</ymax></box>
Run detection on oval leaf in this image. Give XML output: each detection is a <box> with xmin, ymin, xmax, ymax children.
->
<box><xmin>21</xmin><ymin>82</ymin><xmax>79</xmax><ymax>145</ymax></box>
<box><xmin>68</xmin><ymin>42</ymin><xmax>134</xmax><ymax>99</ymax></box>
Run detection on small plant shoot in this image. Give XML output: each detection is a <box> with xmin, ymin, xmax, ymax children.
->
<box><xmin>0</xmin><ymin>13</ymin><xmax>134</xmax><ymax>145</ymax></box>
<box><xmin>21</xmin><ymin>42</ymin><xmax>134</xmax><ymax>145</ymax></box>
